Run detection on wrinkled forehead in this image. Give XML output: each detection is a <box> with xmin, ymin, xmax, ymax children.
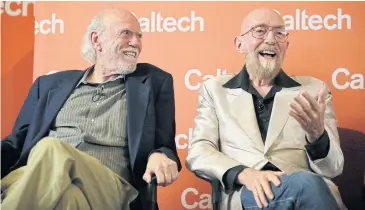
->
<box><xmin>241</xmin><ymin>11</ymin><xmax>285</xmax><ymax>33</ymax></box>
<box><xmin>103</xmin><ymin>12</ymin><xmax>141</xmax><ymax>34</ymax></box>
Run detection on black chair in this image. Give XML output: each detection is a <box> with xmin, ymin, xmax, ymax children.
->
<box><xmin>144</xmin><ymin>175</ymin><xmax>158</xmax><ymax>210</ymax></box>
<box><xmin>332</xmin><ymin>128</ymin><xmax>365</xmax><ymax>210</ymax></box>
<box><xmin>194</xmin><ymin>171</ymin><xmax>222</xmax><ymax>210</ymax></box>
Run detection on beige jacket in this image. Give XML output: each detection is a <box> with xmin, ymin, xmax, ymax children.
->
<box><xmin>186</xmin><ymin>72</ymin><xmax>344</xmax><ymax>210</ymax></box>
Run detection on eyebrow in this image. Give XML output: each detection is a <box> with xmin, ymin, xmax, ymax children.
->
<box><xmin>118</xmin><ymin>28</ymin><xmax>143</xmax><ymax>38</ymax></box>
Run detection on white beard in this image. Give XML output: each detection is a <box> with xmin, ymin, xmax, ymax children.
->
<box><xmin>99</xmin><ymin>38</ymin><xmax>138</xmax><ymax>76</ymax></box>
<box><xmin>245</xmin><ymin>51</ymin><xmax>282</xmax><ymax>80</ymax></box>
<box><xmin>101</xmin><ymin>62</ymin><xmax>137</xmax><ymax>77</ymax></box>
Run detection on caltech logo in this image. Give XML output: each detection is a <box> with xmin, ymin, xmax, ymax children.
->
<box><xmin>35</xmin><ymin>13</ymin><xmax>65</xmax><ymax>35</ymax></box>
<box><xmin>181</xmin><ymin>187</ymin><xmax>211</xmax><ymax>209</ymax></box>
<box><xmin>332</xmin><ymin>68</ymin><xmax>364</xmax><ymax>90</ymax></box>
<box><xmin>132</xmin><ymin>11</ymin><xmax>205</xmax><ymax>32</ymax></box>
<box><xmin>275</xmin><ymin>8</ymin><xmax>352</xmax><ymax>31</ymax></box>
<box><xmin>0</xmin><ymin>1</ymin><xmax>34</xmax><ymax>16</ymax></box>
<box><xmin>184</xmin><ymin>68</ymin><xmax>229</xmax><ymax>91</ymax></box>
<box><xmin>175</xmin><ymin>128</ymin><xmax>193</xmax><ymax>150</ymax></box>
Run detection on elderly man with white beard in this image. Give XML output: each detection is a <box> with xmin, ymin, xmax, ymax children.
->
<box><xmin>1</xmin><ymin>8</ymin><xmax>181</xmax><ymax>210</ymax></box>
<box><xmin>186</xmin><ymin>8</ymin><xmax>345</xmax><ymax>210</ymax></box>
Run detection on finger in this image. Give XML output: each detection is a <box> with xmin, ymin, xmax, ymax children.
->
<box><xmin>170</xmin><ymin>162</ymin><xmax>179</xmax><ymax>182</ymax></box>
<box><xmin>317</xmin><ymin>83</ymin><xmax>327</xmax><ymax>105</ymax></box>
<box><xmin>300</xmin><ymin>91</ymin><xmax>320</xmax><ymax>112</ymax></box>
<box><xmin>289</xmin><ymin>108</ymin><xmax>308</xmax><ymax>127</ymax></box>
<box><xmin>260</xmin><ymin>176</ymin><xmax>274</xmax><ymax>200</ymax></box>
<box><xmin>172</xmin><ymin>172</ymin><xmax>179</xmax><ymax>183</ymax></box>
<box><xmin>295</xmin><ymin>92</ymin><xmax>312</xmax><ymax>111</ymax></box>
<box><xmin>252</xmin><ymin>185</ymin><xmax>263</xmax><ymax>209</ymax></box>
<box><xmin>255</xmin><ymin>181</ymin><xmax>268</xmax><ymax>207</ymax></box>
<box><xmin>163</xmin><ymin>172</ymin><xmax>172</xmax><ymax>187</ymax></box>
<box><xmin>154</xmin><ymin>167</ymin><xmax>165</xmax><ymax>185</ymax></box>
<box><xmin>142</xmin><ymin>170</ymin><xmax>152</xmax><ymax>183</ymax></box>
<box><xmin>293</xmin><ymin>95</ymin><xmax>315</xmax><ymax>121</ymax></box>
<box><xmin>289</xmin><ymin>101</ymin><xmax>307</xmax><ymax>120</ymax></box>
<box><xmin>267</xmin><ymin>173</ymin><xmax>282</xmax><ymax>187</ymax></box>
<box><xmin>273</xmin><ymin>171</ymin><xmax>286</xmax><ymax>176</ymax></box>
<box><xmin>163</xmin><ymin>162</ymin><xmax>172</xmax><ymax>186</ymax></box>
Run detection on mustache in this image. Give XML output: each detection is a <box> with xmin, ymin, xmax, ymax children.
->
<box><xmin>256</xmin><ymin>45</ymin><xmax>279</xmax><ymax>53</ymax></box>
<box><xmin>122</xmin><ymin>47</ymin><xmax>138</xmax><ymax>51</ymax></box>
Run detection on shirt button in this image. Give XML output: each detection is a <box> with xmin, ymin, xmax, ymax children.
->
<box><xmin>263</xmin><ymin>119</ymin><xmax>267</xmax><ymax>122</ymax></box>
<box><xmin>91</xmin><ymin>119</ymin><xmax>95</xmax><ymax>122</ymax></box>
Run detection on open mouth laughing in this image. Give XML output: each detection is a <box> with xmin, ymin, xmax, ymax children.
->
<box><xmin>123</xmin><ymin>51</ymin><xmax>138</xmax><ymax>58</ymax></box>
<box><xmin>258</xmin><ymin>50</ymin><xmax>277</xmax><ymax>59</ymax></box>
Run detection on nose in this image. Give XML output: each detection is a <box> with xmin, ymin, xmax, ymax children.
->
<box><xmin>128</xmin><ymin>34</ymin><xmax>141</xmax><ymax>48</ymax></box>
<box><xmin>264</xmin><ymin>30</ymin><xmax>276</xmax><ymax>45</ymax></box>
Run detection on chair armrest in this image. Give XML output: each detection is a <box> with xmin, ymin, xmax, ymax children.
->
<box><xmin>194</xmin><ymin>171</ymin><xmax>222</xmax><ymax>205</ymax></box>
<box><xmin>145</xmin><ymin>175</ymin><xmax>158</xmax><ymax>203</ymax></box>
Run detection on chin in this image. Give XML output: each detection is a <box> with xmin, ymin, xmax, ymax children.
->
<box><xmin>118</xmin><ymin>63</ymin><xmax>137</xmax><ymax>75</ymax></box>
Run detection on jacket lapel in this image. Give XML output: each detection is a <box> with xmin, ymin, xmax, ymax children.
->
<box><xmin>227</xmin><ymin>88</ymin><xmax>264</xmax><ymax>149</ymax></box>
<box><xmin>264</xmin><ymin>86</ymin><xmax>301</xmax><ymax>152</ymax></box>
<box><xmin>42</xmin><ymin>72</ymin><xmax>84</xmax><ymax>132</ymax></box>
<box><xmin>125</xmin><ymin>73</ymin><xmax>150</xmax><ymax>171</ymax></box>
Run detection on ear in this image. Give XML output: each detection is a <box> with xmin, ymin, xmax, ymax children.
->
<box><xmin>234</xmin><ymin>36</ymin><xmax>245</xmax><ymax>54</ymax></box>
<box><xmin>90</xmin><ymin>30</ymin><xmax>101</xmax><ymax>52</ymax></box>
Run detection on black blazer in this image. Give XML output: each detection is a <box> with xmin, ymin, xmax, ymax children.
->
<box><xmin>1</xmin><ymin>63</ymin><xmax>182</xmax><ymax>209</ymax></box>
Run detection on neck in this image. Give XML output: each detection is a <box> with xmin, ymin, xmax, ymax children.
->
<box><xmin>88</xmin><ymin>63</ymin><xmax>118</xmax><ymax>83</ymax></box>
<box><xmin>249</xmin><ymin>74</ymin><xmax>274</xmax><ymax>88</ymax></box>
<box><xmin>248</xmin><ymin>71</ymin><xmax>276</xmax><ymax>97</ymax></box>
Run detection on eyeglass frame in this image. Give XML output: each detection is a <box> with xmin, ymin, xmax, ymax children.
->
<box><xmin>240</xmin><ymin>24</ymin><xmax>289</xmax><ymax>42</ymax></box>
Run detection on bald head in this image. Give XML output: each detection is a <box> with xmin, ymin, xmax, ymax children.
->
<box><xmin>81</xmin><ymin>7</ymin><xmax>142</xmax><ymax>76</ymax></box>
<box><xmin>234</xmin><ymin>8</ymin><xmax>289</xmax><ymax>81</ymax></box>
<box><xmin>94</xmin><ymin>8</ymin><xmax>139</xmax><ymax>32</ymax></box>
<box><xmin>241</xmin><ymin>8</ymin><xmax>284</xmax><ymax>34</ymax></box>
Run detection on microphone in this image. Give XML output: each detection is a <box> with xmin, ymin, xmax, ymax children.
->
<box><xmin>92</xmin><ymin>85</ymin><xmax>105</xmax><ymax>102</ymax></box>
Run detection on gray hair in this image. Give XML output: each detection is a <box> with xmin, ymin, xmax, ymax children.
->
<box><xmin>80</xmin><ymin>12</ymin><xmax>106</xmax><ymax>64</ymax></box>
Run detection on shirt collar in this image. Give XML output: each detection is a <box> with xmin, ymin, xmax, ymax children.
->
<box><xmin>223</xmin><ymin>65</ymin><xmax>301</xmax><ymax>91</ymax></box>
<box><xmin>76</xmin><ymin>66</ymin><xmax>126</xmax><ymax>88</ymax></box>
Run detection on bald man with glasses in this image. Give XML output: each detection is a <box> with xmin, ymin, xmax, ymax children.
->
<box><xmin>186</xmin><ymin>8</ymin><xmax>345</xmax><ymax>210</ymax></box>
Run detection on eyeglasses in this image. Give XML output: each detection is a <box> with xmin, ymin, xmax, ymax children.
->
<box><xmin>241</xmin><ymin>25</ymin><xmax>289</xmax><ymax>42</ymax></box>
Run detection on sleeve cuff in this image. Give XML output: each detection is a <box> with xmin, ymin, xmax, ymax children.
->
<box><xmin>148</xmin><ymin>149</ymin><xmax>162</xmax><ymax>157</ymax></box>
<box><xmin>223</xmin><ymin>165</ymin><xmax>247</xmax><ymax>190</ymax></box>
<box><xmin>305</xmin><ymin>130</ymin><xmax>330</xmax><ymax>161</ymax></box>
<box><xmin>148</xmin><ymin>148</ymin><xmax>182</xmax><ymax>171</ymax></box>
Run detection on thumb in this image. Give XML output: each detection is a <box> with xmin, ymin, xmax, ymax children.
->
<box><xmin>143</xmin><ymin>169</ymin><xmax>152</xmax><ymax>183</ymax></box>
<box><xmin>273</xmin><ymin>171</ymin><xmax>286</xmax><ymax>176</ymax></box>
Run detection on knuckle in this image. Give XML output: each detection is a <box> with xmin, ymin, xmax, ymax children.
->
<box><xmin>162</xmin><ymin>161</ymin><xmax>169</xmax><ymax>166</ymax></box>
<box><xmin>303</xmin><ymin>105</ymin><xmax>309</xmax><ymax>111</ymax></box>
<box><xmin>154</xmin><ymin>165</ymin><xmax>161</xmax><ymax>171</ymax></box>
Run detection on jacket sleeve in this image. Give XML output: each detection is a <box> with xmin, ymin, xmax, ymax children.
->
<box><xmin>306</xmin><ymin>83</ymin><xmax>344</xmax><ymax>178</ymax></box>
<box><xmin>149</xmin><ymin>74</ymin><xmax>182</xmax><ymax>171</ymax></box>
<box><xmin>186</xmin><ymin>82</ymin><xmax>243</xmax><ymax>190</ymax></box>
<box><xmin>1</xmin><ymin>77</ymin><xmax>41</xmax><ymax>178</ymax></box>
